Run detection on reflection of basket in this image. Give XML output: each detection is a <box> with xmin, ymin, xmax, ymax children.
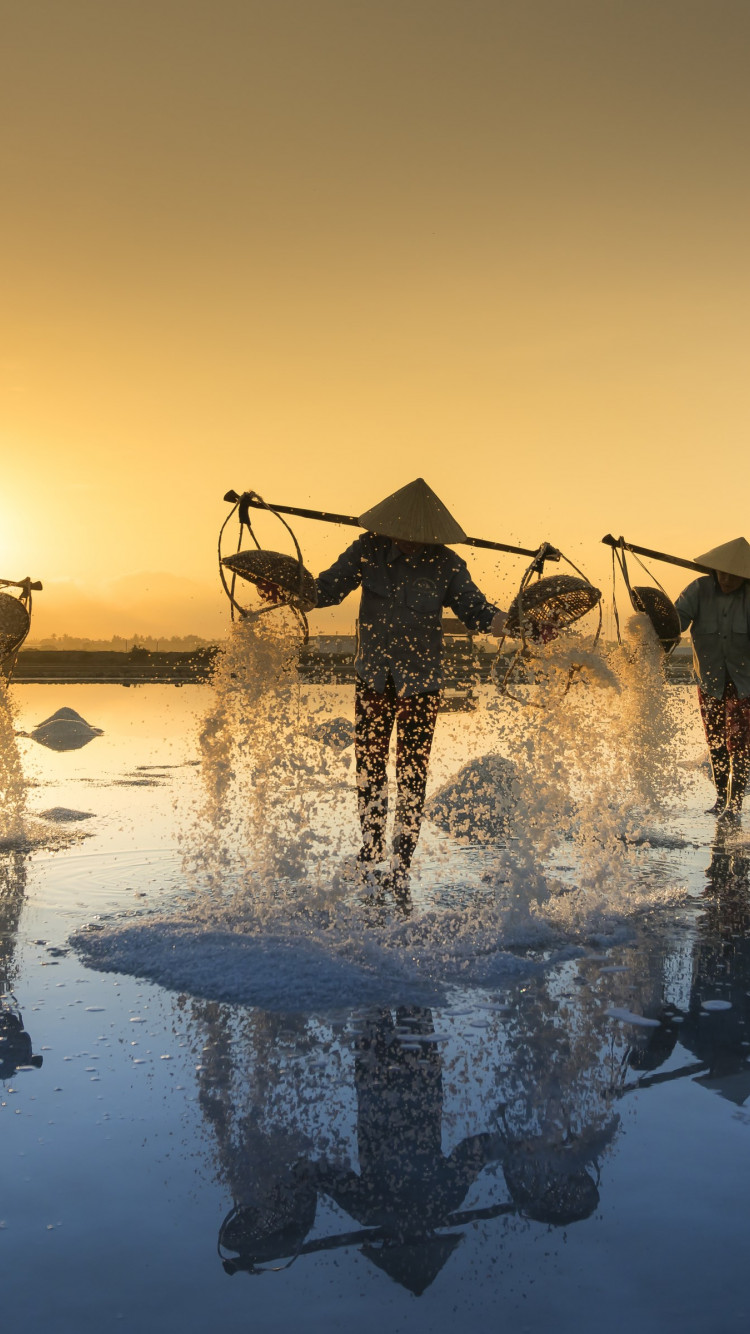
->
<box><xmin>503</xmin><ymin>1148</ymin><xmax>599</xmax><ymax>1224</ymax></box>
<box><xmin>219</xmin><ymin>1163</ymin><xmax>318</xmax><ymax>1272</ymax></box>
<box><xmin>629</xmin><ymin>585</ymin><xmax>681</xmax><ymax>653</ymax></box>
<box><xmin>505</xmin><ymin>575</ymin><xmax>601</xmax><ymax>636</ymax></box>
<box><xmin>0</xmin><ymin>592</ymin><xmax>31</xmax><ymax>660</ymax></box>
<box><xmin>221</xmin><ymin>550</ymin><xmax>317</xmax><ymax>612</ymax></box>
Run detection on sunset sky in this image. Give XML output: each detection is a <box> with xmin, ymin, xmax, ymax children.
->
<box><xmin>2</xmin><ymin>1</ymin><xmax>749</xmax><ymax>639</ymax></box>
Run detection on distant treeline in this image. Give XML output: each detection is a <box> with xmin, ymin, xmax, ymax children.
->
<box><xmin>27</xmin><ymin>633</ymin><xmax>213</xmax><ymax>652</ymax></box>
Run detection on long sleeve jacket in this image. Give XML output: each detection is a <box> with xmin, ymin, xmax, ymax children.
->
<box><xmin>315</xmin><ymin>533</ymin><xmax>498</xmax><ymax>696</ymax></box>
<box><xmin>675</xmin><ymin>575</ymin><xmax>750</xmax><ymax>699</ymax></box>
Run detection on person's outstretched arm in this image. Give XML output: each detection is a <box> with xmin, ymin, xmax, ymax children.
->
<box><xmin>445</xmin><ymin>559</ymin><xmax>508</xmax><ymax>637</ymax></box>
<box><xmin>315</xmin><ymin>536</ymin><xmax>366</xmax><ymax>608</ymax></box>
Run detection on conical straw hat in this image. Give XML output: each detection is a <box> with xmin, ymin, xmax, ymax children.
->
<box><xmin>694</xmin><ymin>537</ymin><xmax>750</xmax><ymax>579</ymax></box>
<box><xmin>357</xmin><ymin>478</ymin><xmax>467</xmax><ymax>544</ymax></box>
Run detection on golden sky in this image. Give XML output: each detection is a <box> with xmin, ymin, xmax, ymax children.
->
<box><xmin>2</xmin><ymin>0</ymin><xmax>749</xmax><ymax>638</ymax></box>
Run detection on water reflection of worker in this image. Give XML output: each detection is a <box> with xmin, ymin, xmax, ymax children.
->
<box><xmin>675</xmin><ymin>537</ymin><xmax>750</xmax><ymax>818</ymax></box>
<box><xmin>318</xmin><ymin>1006</ymin><xmax>602</xmax><ymax>1287</ymax></box>
<box><xmin>0</xmin><ymin>850</ymin><xmax>43</xmax><ymax>1080</ymax></box>
<box><xmin>314</xmin><ymin>479</ymin><xmax>508</xmax><ymax>893</ymax></box>
<box><xmin>214</xmin><ymin>1001</ymin><xmax>611</xmax><ymax>1289</ymax></box>
<box><xmin>0</xmin><ymin>1005</ymin><xmax>43</xmax><ymax>1080</ymax></box>
<box><xmin>213</xmin><ymin>1003</ymin><xmax>504</xmax><ymax>1292</ymax></box>
<box><xmin>626</xmin><ymin>841</ymin><xmax>750</xmax><ymax>1105</ymax></box>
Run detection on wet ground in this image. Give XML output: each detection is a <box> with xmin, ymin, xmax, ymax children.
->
<box><xmin>2</xmin><ymin>680</ymin><xmax>750</xmax><ymax>1333</ymax></box>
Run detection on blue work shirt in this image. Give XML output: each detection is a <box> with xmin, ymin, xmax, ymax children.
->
<box><xmin>315</xmin><ymin>533</ymin><xmax>499</xmax><ymax>697</ymax></box>
<box><xmin>675</xmin><ymin>575</ymin><xmax>750</xmax><ymax>699</ymax></box>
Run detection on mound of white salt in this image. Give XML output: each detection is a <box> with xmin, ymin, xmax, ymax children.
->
<box><xmin>28</xmin><ymin>708</ymin><xmax>103</xmax><ymax>752</ymax></box>
<box><xmin>39</xmin><ymin>807</ymin><xmax>95</xmax><ymax>822</ymax></box>
<box><xmin>426</xmin><ymin>753</ymin><xmax>517</xmax><ymax>843</ymax></box>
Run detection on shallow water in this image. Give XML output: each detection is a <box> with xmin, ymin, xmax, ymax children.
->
<box><xmin>2</xmin><ymin>669</ymin><xmax>750</xmax><ymax>1334</ymax></box>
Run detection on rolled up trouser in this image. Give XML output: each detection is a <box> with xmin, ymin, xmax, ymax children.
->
<box><xmin>698</xmin><ymin>679</ymin><xmax>750</xmax><ymax>807</ymax></box>
<box><xmin>355</xmin><ymin>677</ymin><xmax>439</xmax><ymax>866</ymax></box>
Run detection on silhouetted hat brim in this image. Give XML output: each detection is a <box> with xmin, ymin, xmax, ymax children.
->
<box><xmin>358</xmin><ymin>478</ymin><xmax>467</xmax><ymax>545</ymax></box>
<box><xmin>694</xmin><ymin>537</ymin><xmax>750</xmax><ymax>580</ymax></box>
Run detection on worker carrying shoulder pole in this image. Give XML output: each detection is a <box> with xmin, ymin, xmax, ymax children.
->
<box><xmin>314</xmin><ymin>478</ymin><xmax>509</xmax><ymax>896</ymax></box>
<box><xmin>675</xmin><ymin>537</ymin><xmax>750</xmax><ymax>819</ymax></box>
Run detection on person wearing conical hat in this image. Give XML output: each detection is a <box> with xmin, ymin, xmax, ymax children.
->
<box><xmin>314</xmin><ymin>479</ymin><xmax>508</xmax><ymax>892</ymax></box>
<box><xmin>675</xmin><ymin>538</ymin><xmax>750</xmax><ymax>817</ymax></box>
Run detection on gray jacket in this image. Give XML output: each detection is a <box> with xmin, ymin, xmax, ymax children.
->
<box><xmin>675</xmin><ymin>576</ymin><xmax>750</xmax><ymax>699</ymax></box>
<box><xmin>315</xmin><ymin>533</ymin><xmax>498</xmax><ymax>696</ymax></box>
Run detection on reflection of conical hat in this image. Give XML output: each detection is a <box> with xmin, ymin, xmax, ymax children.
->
<box><xmin>358</xmin><ymin>479</ymin><xmax>467</xmax><ymax>544</ymax></box>
<box><xmin>694</xmin><ymin>537</ymin><xmax>750</xmax><ymax>579</ymax></box>
<box><xmin>360</xmin><ymin>1234</ymin><xmax>462</xmax><ymax>1295</ymax></box>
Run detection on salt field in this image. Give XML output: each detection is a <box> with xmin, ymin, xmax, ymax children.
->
<box><xmin>3</xmin><ymin>621</ymin><xmax>750</xmax><ymax>1334</ymax></box>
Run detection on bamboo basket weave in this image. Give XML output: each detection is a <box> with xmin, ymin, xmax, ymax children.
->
<box><xmin>505</xmin><ymin>574</ymin><xmax>601</xmax><ymax>636</ymax></box>
<box><xmin>0</xmin><ymin>592</ymin><xmax>31</xmax><ymax>660</ymax></box>
<box><xmin>221</xmin><ymin>549</ymin><xmax>318</xmax><ymax>612</ymax></box>
<box><xmin>629</xmin><ymin>585</ymin><xmax>681</xmax><ymax>652</ymax></box>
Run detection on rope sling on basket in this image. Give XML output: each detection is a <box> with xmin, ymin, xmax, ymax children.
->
<box><xmin>609</xmin><ymin>537</ymin><xmax>681</xmax><ymax>654</ymax></box>
<box><xmin>0</xmin><ymin>577</ymin><xmax>43</xmax><ymax>680</ymax></box>
<box><xmin>219</xmin><ymin>490</ymin><xmax>317</xmax><ymax>642</ymax></box>
<box><xmin>493</xmin><ymin>544</ymin><xmax>602</xmax><ymax>706</ymax></box>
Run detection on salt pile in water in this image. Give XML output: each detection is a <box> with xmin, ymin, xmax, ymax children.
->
<box><xmin>426</xmin><ymin>753</ymin><xmax>516</xmax><ymax>843</ymax></box>
<box><xmin>39</xmin><ymin>807</ymin><xmax>95</xmax><ymax>823</ymax></box>
<box><xmin>29</xmin><ymin>707</ymin><xmax>103</xmax><ymax>752</ymax></box>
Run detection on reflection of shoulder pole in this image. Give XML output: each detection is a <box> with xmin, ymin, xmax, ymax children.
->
<box><xmin>618</xmin><ymin>1060</ymin><xmax>708</xmax><ymax>1096</ymax></box>
<box><xmin>220</xmin><ymin>1203</ymin><xmax>520</xmax><ymax>1275</ymax></box>
<box><xmin>601</xmin><ymin>534</ymin><xmax>708</xmax><ymax>575</ymax></box>
<box><xmin>224</xmin><ymin>490</ymin><xmax>556</xmax><ymax>560</ymax></box>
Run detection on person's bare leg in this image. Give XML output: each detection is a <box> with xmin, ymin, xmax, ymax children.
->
<box><xmin>699</xmin><ymin>687</ymin><xmax>731</xmax><ymax>814</ymax></box>
<box><xmin>355</xmin><ymin>679</ymin><xmax>396</xmax><ymax>865</ymax></box>
<box><xmin>392</xmin><ymin>691</ymin><xmax>440</xmax><ymax>879</ymax></box>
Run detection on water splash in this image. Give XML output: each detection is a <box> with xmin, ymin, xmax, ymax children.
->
<box><xmin>182</xmin><ymin>614</ymin><xmax>352</xmax><ymax>917</ymax></box>
<box><xmin>478</xmin><ymin>617</ymin><xmax>691</xmax><ymax>936</ymax></box>
<box><xmin>75</xmin><ymin>611</ymin><xmax>703</xmax><ymax>1011</ymax></box>
<box><xmin>0</xmin><ymin>680</ymin><xmax>27</xmax><ymax>847</ymax></box>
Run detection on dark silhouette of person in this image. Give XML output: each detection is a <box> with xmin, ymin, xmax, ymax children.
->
<box><xmin>314</xmin><ymin>479</ymin><xmax>508</xmax><ymax>892</ymax></box>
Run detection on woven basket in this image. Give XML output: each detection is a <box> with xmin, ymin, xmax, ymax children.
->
<box><xmin>629</xmin><ymin>585</ymin><xmax>681</xmax><ymax>652</ymax></box>
<box><xmin>0</xmin><ymin>592</ymin><xmax>30</xmax><ymax>659</ymax></box>
<box><xmin>505</xmin><ymin>574</ymin><xmax>601</xmax><ymax>636</ymax></box>
<box><xmin>221</xmin><ymin>549</ymin><xmax>318</xmax><ymax>612</ymax></box>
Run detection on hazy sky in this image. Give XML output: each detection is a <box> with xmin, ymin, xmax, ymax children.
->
<box><xmin>2</xmin><ymin>1</ymin><xmax>749</xmax><ymax>637</ymax></box>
